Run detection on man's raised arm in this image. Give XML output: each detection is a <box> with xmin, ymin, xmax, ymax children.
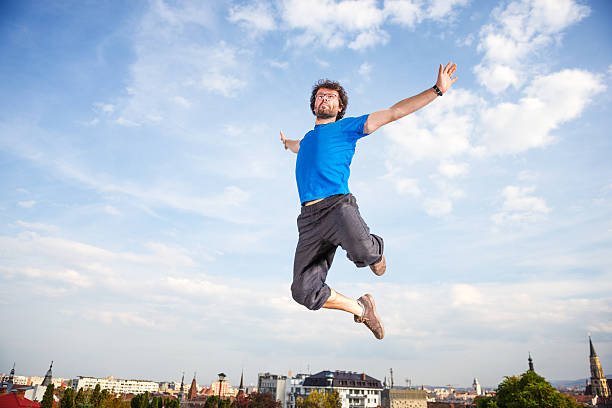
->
<box><xmin>280</xmin><ymin>130</ymin><xmax>300</xmax><ymax>153</ymax></box>
<box><xmin>364</xmin><ymin>62</ymin><xmax>457</xmax><ymax>135</ymax></box>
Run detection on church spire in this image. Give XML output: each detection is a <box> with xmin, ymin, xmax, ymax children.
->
<box><xmin>187</xmin><ymin>372</ymin><xmax>197</xmax><ymax>401</ymax></box>
<box><xmin>588</xmin><ymin>335</ymin><xmax>610</xmax><ymax>398</ymax></box>
<box><xmin>178</xmin><ymin>372</ymin><xmax>185</xmax><ymax>402</ymax></box>
<box><xmin>589</xmin><ymin>335</ymin><xmax>597</xmax><ymax>357</ymax></box>
<box><xmin>237</xmin><ymin>370</ymin><xmax>245</xmax><ymax>398</ymax></box>
<box><xmin>42</xmin><ymin>361</ymin><xmax>53</xmax><ymax>387</ymax></box>
<box><xmin>8</xmin><ymin>363</ymin><xmax>15</xmax><ymax>384</ymax></box>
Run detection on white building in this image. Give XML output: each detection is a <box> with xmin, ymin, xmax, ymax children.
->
<box><xmin>472</xmin><ymin>378</ymin><xmax>482</xmax><ymax>396</ymax></box>
<box><xmin>300</xmin><ymin>370</ymin><xmax>383</xmax><ymax>408</ymax></box>
<box><xmin>257</xmin><ymin>373</ymin><xmax>287</xmax><ymax>407</ymax></box>
<box><xmin>284</xmin><ymin>373</ymin><xmax>309</xmax><ymax>408</ymax></box>
<box><xmin>72</xmin><ymin>376</ymin><xmax>159</xmax><ymax>395</ymax></box>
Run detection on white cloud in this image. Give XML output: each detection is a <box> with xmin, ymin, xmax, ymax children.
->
<box><xmin>384</xmin><ymin>89</ymin><xmax>480</xmax><ymax>162</ymax></box>
<box><xmin>16</xmin><ymin>220</ymin><xmax>59</xmax><ymax>232</ymax></box>
<box><xmin>479</xmin><ymin>69</ymin><xmax>605</xmax><ymax>154</ymax></box>
<box><xmin>475</xmin><ymin>0</ymin><xmax>590</xmax><ymax>93</ymax></box>
<box><xmin>94</xmin><ymin>102</ymin><xmax>115</xmax><ymax>114</ymax></box>
<box><xmin>358</xmin><ymin>62</ymin><xmax>372</xmax><ymax>79</ymax></box>
<box><xmin>424</xmin><ymin>197</ymin><xmax>452</xmax><ymax>217</ymax></box>
<box><xmin>438</xmin><ymin>161</ymin><xmax>469</xmax><ymax>178</ymax></box>
<box><xmin>394</xmin><ymin>178</ymin><xmax>421</xmax><ymax>197</ymax></box>
<box><xmin>86</xmin><ymin>310</ymin><xmax>158</xmax><ymax>329</ymax></box>
<box><xmin>384</xmin><ymin>0</ymin><xmax>423</xmax><ymax>27</ymax></box>
<box><xmin>275</xmin><ymin>0</ymin><xmax>469</xmax><ymax>50</ymax></box>
<box><xmin>228</xmin><ymin>1</ymin><xmax>276</xmax><ymax>31</ymax></box>
<box><xmin>492</xmin><ymin>185</ymin><xmax>550</xmax><ymax>225</ymax></box>
<box><xmin>200</xmin><ymin>71</ymin><xmax>247</xmax><ymax>98</ymax></box>
<box><xmin>268</xmin><ymin>60</ymin><xmax>289</xmax><ymax>69</ymax></box>
<box><xmin>18</xmin><ymin>200</ymin><xmax>36</xmax><ymax>208</ymax></box>
<box><xmin>425</xmin><ymin>0</ymin><xmax>470</xmax><ymax>21</ymax></box>
<box><xmin>473</xmin><ymin>63</ymin><xmax>522</xmax><ymax>94</ymax></box>
<box><xmin>349</xmin><ymin>29</ymin><xmax>389</xmax><ymax>50</ymax></box>
<box><xmin>114</xmin><ymin>3</ymin><xmax>250</xmax><ymax>125</ymax></box>
<box><xmin>451</xmin><ymin>284</ymin><xmax>483</xmax><ymax>306</ymax></box>
<box><xmin>173</xmin><ymin>96</ymin><xmax>191</xmax><ymax>108</ymax></box>
<box><xmin>115</xmin><ymin>117</ymin><xmax>141</xmax><ymax>127</ymax></box>
<box><xmin>104</xmin><ymin>205</ymin><xmax>120</xmax><ymax>215</ymax></box>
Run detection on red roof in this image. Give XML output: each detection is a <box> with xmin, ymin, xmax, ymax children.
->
<box><xmin>0</xmin><ymin>393</ymin><xmax>41</xmax><ymax>408</ymax></box>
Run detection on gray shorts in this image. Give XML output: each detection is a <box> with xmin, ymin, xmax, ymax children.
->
<box><xmin>291</xmin><ymin>193</ymin><xmax>384</xmax><ymax>310</ymax></box>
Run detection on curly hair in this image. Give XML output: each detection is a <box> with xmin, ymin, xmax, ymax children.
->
<box><xmin>310</xmin><ymin>79</ymin><xmax>348</xmax><ymax>121</ymax></box>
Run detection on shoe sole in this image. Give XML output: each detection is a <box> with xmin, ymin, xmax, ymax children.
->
<box><xmin>369</xmin><ymin>255</ymin><xmax>386</xmax><ymax>276</ymax></box>
<box><xmin>364</xmin><ymin>294</ymin><xmax>385</xmax><ymax>339</ymax></box>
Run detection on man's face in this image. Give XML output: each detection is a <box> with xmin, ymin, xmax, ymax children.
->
<box><xmin>314</xmin><ymin>88</ymin><xmax>342</xmax><ymax>120</ymax></box>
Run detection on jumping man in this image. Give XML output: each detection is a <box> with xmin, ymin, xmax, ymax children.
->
<box><xmin>281</xmin><ymin>63</ymin><xmax>458</xmax><ymax>339</ymax></box>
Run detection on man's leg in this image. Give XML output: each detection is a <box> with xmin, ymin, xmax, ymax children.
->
<box><xmin>323</xmin><ymin>288</ymin><xmax>384</xmax><ymax>340</ymax></box>
<box><xmin>322</xmin><ymin>288</ymin><xmax>362</xmax><ymax>315</ymax></box>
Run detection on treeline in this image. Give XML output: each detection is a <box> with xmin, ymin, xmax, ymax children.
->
<box><xmin>43</xmin><ymin>385</ymin><xmax>179</xmax><ymax>408</ymax></box>
<box><xmin>475</xmin><ymin>370</ymin><xmax>581</xmax><ymax>408</ymax></box>
<box><xmin>40</xmin><ymin>386</ymin><xmax>339</xmax><ymax>408</ymax></box>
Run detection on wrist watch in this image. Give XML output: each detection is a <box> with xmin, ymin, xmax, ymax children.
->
<box><xmin>432</xmin><ymin>84</ymin><xmax>443</xmax><ymax>96</ymax></box>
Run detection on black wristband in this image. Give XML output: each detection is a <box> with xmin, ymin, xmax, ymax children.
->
<box><xmin>432</xmin><ymin>84</ymin><xmax>443</xmax><ymax>96</ymax></box>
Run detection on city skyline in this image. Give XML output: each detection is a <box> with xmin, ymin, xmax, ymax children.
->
<box><xmin>1</xmin><ymin>0</ymin><xmax>611</xmax><ymax>389</ymax></box>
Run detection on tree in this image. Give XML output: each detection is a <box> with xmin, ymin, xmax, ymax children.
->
<box><xmin>204</xmin><ymin>396</ymin><xmax>230</xmax><ymax>408</ymax></box>
<box><xmin>165</xmin><ymin>399</ymin><xmax>179</xmax><ymax>408</ymax></box>
<box><xmin>475</xmin><ymin>396</ymin><xmax>498</xmax><ymax>408</ymax></box>
<box><xmin>61</xmin><ymin>388</ymin><xmax>76</xmax><ymax>408</ymax></box>
<box><xmin>244</xmin><ymin>393</ymin><xmax>281</xmax><ymax>408</ymax></box>
<box><xmin>75</xmin><ymin>388</ymin><xmax>87</xmax><ymax>408</ymax></box>
<box><xmin>150</xmin><ymin>396</ymin><xmax>163</xmax><ymax>408</ymax></box>
<box><xmin>486</xmin><ymin>370</ymin><xmax>580</xmax><ymax>408</ymax></box>
<box><xmin>91</xmin><ymin>385</ymin><xmax>102</xmax><ymax>408</ymax></box>
<box><xmin>296</xmin><ymin>390</ymin><xmax>341</xmax><ymax>408</ymax></box>
<box><xmin>41</xmin><ymin>384</ymin><xmax>55</xmax><ymax>408</ymax></box>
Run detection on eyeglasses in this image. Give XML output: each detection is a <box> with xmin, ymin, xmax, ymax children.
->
<box><xmin>316</xmin><ymin>93</ymin><xmax>338</xmax><ymax>101</ymax></box>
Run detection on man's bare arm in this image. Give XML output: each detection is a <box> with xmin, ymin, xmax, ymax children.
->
<box><xmin>364</xmin><ymin>62</ymin><xmax>458</xmax><ymax>134</ymax></box>
<box><xmin>280</xmin><ymin>130</ymin><xmax>300</xmax><ymax>153</ymax></box>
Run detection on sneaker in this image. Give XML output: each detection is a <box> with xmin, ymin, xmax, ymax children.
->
<box><xmin>369</xmin><ymin>255</ymin><xmax>386</xmax><ymax>276</ymax></box>
<box><xmin>354</xmin><ymin>294</ymin><xmax>384</xmax><ymax>339</ymax></box>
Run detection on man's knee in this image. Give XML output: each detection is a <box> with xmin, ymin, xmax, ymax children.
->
<box><xmin>291</xmin><ymin>279</ymin><xmax>329</xmax><ymax>310</ymax></box>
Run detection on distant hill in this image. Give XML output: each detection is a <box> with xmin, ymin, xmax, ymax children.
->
<box><xmin>550</xmin><ymin>379</ymin><xmax>587</xmax><ymax>388</ymax></box>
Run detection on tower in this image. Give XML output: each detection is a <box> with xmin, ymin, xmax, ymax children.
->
<box><xmin>187</xmin><ymin>373</ymin><xmax>197</xmax><ymax>400</ymax></box>
<box><xmin>472</xmin><ymin>378</ymin><xmax>482</xmax><ymax>396</ymax></box>
<box><xmin>8</xmin><ymin>363</ymin><xmax>15</xmax><ymax>383</ymax></box>
<box><xmin>528</xmin><ymin>352</ymin><xmax>534</xmax><ymax>372</ymax></box>
<box><xmin>178</xmin><ymin>372</ymin><xmax>185</xmax><ymax>402</ymax></box>
<box><xmin>589</xmin><ymin>336</ymin><xmax>609</xmax><ymax>398</ymax></box>
<box><xmin>41</xmin><ymin>361</ymin><xmax>53</xmax><ymax>387</ymax></box>
<box><xmin>237</xmin><ymin>370</ymin><xmax>245</xmax><ymax>398</ymax></box>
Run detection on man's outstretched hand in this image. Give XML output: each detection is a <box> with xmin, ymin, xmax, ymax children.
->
<box><xmin>436</xmin><ymin>62</ymin><xmax>458</xmax><ymax>94</ymax></box>
<box><xmin>280</xmin><ymin>130</ymin><xmax>300</xmax><ymax>153</ymax></box>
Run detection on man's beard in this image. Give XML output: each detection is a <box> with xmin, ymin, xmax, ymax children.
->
<box><xmin>315</xmin><ymin>106</ymin><xmax>336</xmax><ymax>119</ymax></box>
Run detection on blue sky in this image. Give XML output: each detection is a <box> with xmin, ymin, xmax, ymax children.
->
<box><xmin>1</xmin><ymin>0</ymin><xmax>611</xmax><ymax>390</ymax></box>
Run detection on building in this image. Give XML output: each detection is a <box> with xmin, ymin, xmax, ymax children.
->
<box><xmin>24</xmin><ymin>362</ymin><xmax>54</xmax><ymax>402</ymax></box>
<box><xmin>381</xmin><ymin>388</ymin><xmax>427</xmax><ymax>408</ymax></box>
<box><xmin>258</xmin><ymin>372</ymin><xmax>287</xmax><ymax>407</ymax></box>
<box><xmin>0</xmin><ymin>392</ymin><xmax>40</xmax><ymax>408</ymax></box>
<box><xmin>285</xmin><ymin>373</ymin><xmax>309</xmax><ymax>408</ymax></box>
<box><xmin>472</xmin><ymin>378</ymin><xmax>481</xmax><ymax>396</ymax></box>
<box><xmin>72</xmin><ymin>376</ymin><xmax>159</xmax><ymax>395</ymax></box>
<box><xmin>209</xmin><ymin>380</ymin><xmax>230</xmax><ymax>397</ymax></box>
<box><xmin>585</xmin><ymin>336</ymin><xmax>611</xmax><ymax>401</ymax></box>
<box><xmin>187</xmin><ymin>374</ymin><xmax>198</xmax><ymax>401</ymax></box>
<box><xmin>301</xmin><ymin>370</ymin><xmax>383</xmax><ymax>408</ymax></box>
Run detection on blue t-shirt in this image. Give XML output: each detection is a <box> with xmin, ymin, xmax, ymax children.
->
<box><xmin>295</xmin><ymin>114</ymin><xmax>370</xmax><ymax>204</ymax></box>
